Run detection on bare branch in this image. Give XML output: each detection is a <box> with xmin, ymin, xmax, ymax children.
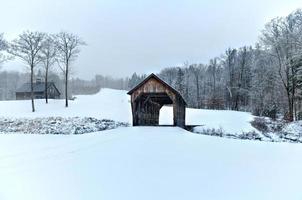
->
<box><xmin>55</xmin><ymin>31</ymin><xmax>86</xmax><ymax>107</ymax></box>
<box><xmin>7</xmin><ymin>31</ymin><xmax>45</xmax><ymax>112</ymax></box>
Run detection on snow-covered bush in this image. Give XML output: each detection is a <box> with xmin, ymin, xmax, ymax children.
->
<box><xmin>193</xmin><ymin>127</ymin><xmax>263</xmax><ymax>141</ymax></box>
<box><xmin>250</xmin><ymin>117</ymin><xmax>302</xmax><ymax>143</ymax></box>
<box><xmin>251</xmin><ymin>117</ymin><xmax>285</xmax><ymax>133</ymax></box>
<box><xmin>238</xmin><ymin>131</ymin><xmax>262</xmax><ymax>141</ymax></box>
<box><xmin>250</xmin><ymin>117</ymin><xmax>269</xmax><ymax>132</ymax></box>
<box><xmin>0</xmin><ymin>117</ymin><xmax>129</xmax><ymax>135</ymax></box>
<box><xmin>194</xmin><ymin>127</ymin><xmax>224</xmax><ymax>137</ymax></box>
<box><xmin>193</xmin><ymin>117</ymin><xmax>302</xmax><ymax>143</ymax></box>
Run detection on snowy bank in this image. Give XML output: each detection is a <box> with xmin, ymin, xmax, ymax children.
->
<box><xmin>0</xmin><ymin>88</ymin><xmax>258</xmax><ymax>134</ymax></box>
<box><xmin>0</xmin><ymin>117</ymin><xmax>128</xmax><ymax>134</ymax></box>
<box><xmin>0</xmin><ymin>88</ymin><xmax>132</xmax><ymax>123</ymax></box>
<box><xmin>0</xmin><ymin>88</ymin><xmax>301</xmax><ymax>143</ymax></box>
<box><xmin>0</xmin><ymin>127</ymin><xmax>302</xmax><ymax>200</ymax></box>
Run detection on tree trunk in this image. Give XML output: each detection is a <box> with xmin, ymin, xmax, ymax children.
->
<box><xmin>30</xmin><ymin>65</ymin><xmax>35</xmax><ymax>112</ymax></box>
<box><xmin>287</xmin><ymin>90</ymin><xmax>294</xmax><ymax>121</ymax></box>
<box><xmin>234</xmin><ymin>94</ymin><xmax>239</xmax><ymax>111</ymax></box>
<box><xmin>195</xmin><ymin>75</ymin><xmax>200</xmax><ymax>108</ymax></box>
<box><xmin>45</xmin><ymin>66</ymin><xmax>48</xmax><ymax>104</ymax></box>
<box><xmin>290</xmin><ymin>58</ymin><xmax>296</xmax><ymax>121</ymax></box>
<box><xmin>228</xmin><ymin>58</ymin><xmax>233</xmax><ymax>110</ymax></box>
<box><xmin>65</xmin><ymin>63</ymin><xmax>69</xmax><ymax>107</ymax></box>
<box><xmin>212</xmin><ymin>63</ymin><xmax>217</xmax><ymax>109</ymax></box>
<box><xmin>213</xmin><ymin>68</ymin><xmax>216</xmax><ymax>99</ymax></box>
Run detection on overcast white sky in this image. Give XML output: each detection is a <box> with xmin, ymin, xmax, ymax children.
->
<box><xmin>1</xmin><ymin>0</ymin><xmax>301</xmax><ymax>79</ymax></box>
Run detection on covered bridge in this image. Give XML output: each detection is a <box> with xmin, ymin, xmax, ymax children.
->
<box><xmin>127</xmin><ymin>73</ymin><xmax>186</xmax><ymax>128</ymax></box>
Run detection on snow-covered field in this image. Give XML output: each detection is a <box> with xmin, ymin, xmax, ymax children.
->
<box><xmin>160</xmin><ymin>106</ymin><xmax>257</xmax><ymax>134</ymax></box>
<box><xmin>1</xmin><ymin>127</ymin><xmax>302</xmax><ymax>200</ymax></box>
<box><xmin>0</xmin><ymin>89</ymin><xmax>132</xmax><ymax>123</ymax></box>
<box><xmin>0</xmin><ymin>89</ymin><xmax>302</xmax><ymax>199</ymax></box>
<box><xmin>0</xmin><ymin>88</ymin><xmax>257</xmax><ymax>134</ymax></box>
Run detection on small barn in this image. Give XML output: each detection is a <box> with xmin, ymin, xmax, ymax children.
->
<box><xmin>128</xmin><ymin>73</ymin><xmax>186</xmax><ymax>128</ymax></box>
<box><xmin>16</xmin><ymin>81</ymin><xmax>61</xmax><ymax>100</ymax></box>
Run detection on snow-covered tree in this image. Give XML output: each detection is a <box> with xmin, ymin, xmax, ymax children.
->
<box><xmin>175</xmin><ymin>67</ymin><xmax>185</xmax><ymax>95</ymax></box>
<box><xmin>40</xmin><ymin>34</ymin><xmax>57</xmax><ymax>104</ymax></box>
<box><xmin>0</xmin><ymin>33</ymin><xmax>8</xmax><ymax>67</ymax></box>
<box><xmin>55</xmin><ymin>31</ymin><xmax>86</xmax><ymax>107</ymax></box>
<box><xmin>261</xmin><ymin>10</ymin><xmax>302</xmax><ymax>121</ymax></box>
<box><xmin>8</xmin><ymin>31</ymin><xmax>45</xmax><ymax>112</ymax></box>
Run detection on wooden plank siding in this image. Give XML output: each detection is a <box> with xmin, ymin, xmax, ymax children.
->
<box><xmin>128</xmin><ymin>73</ymin><xmax>186</xmax><ymax>128</ymax></box>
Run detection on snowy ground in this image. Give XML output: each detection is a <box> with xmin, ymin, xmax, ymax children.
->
<box><xmin>0</xmin><ymin>88</ymin><xmax>301</xmax><ymax>142</ymax></box>
<box><xmin>0</xmin><ymin>88</ymin><xmax>257</xmax><ymax>135</ymax></box>
<box><xmin>1</xmin><ymin>89</ymin><xmax>302</xmax><ymax>199</ymax></box>
<box><xmin>160</xmin><ymin>106</ymin><xmax>257</xmax><ymax>134</ymax></box>
<box><xmin>1</xmin><ymin>127</ymin><xmax>302</xmax><ymax>200</ymax></box>
<box><xmin>0</xmin><ymin>89</ymin><xmax>132</xmax><ymax>123</ymax></box>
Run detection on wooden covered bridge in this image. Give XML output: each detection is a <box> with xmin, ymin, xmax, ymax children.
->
<box><xmin>128</xmin><ymin>73</ymin><xmax>186</xmax><ymax>128</ymax></box>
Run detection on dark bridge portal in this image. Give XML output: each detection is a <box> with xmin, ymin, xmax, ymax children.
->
<box><xmin>127</xmin><ymin>74</ymin><xmax>186</xmax><ymax>128</ymax></box>
<box><xmin>134</xmin><ymin>92</ymin><xmax>173</xmax><ymax>126</ymax></box>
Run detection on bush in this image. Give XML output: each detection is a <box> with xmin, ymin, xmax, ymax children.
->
<box><xmin>251</xmin><ymin>117</ymin><xmax>268</xmax><ymax>132</ymax></box>
<box><xmin>0</xmin><ymin>117</ymin><xmax>129</xmax><ymax>134</ymax></box>
<box><xmin>252</xmin><ymin>108</ymin><xmax>262</xmax><ymax>117</ymax></box>
<box><xmin>193</xmin><ymin>127</ymin><xmax>224</xmax><ymax>137</ymax></box>
<box><xmin>252</xmin><ymin>104</ymin><xmax>278</xmax><ymax>120</ymax></box>
<box><xmin>297</xmin><ymin>112</ymin><xmax>302</xmax><ymax>120</ymax></box>
<box><xmin>238</xmin><ymin>131</ymin><xmax>262</xmax><ymax>140</ymax></box>
<box><xmin>262</xmin><ymin>104</ymin><xmax>278</xmax><ymax>120</ymax></box>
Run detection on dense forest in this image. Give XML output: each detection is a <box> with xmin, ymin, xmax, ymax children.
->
<box><xmin>1</xmin><ymin>9</ymin><xmax>302</xmax><ymax>120</ymax></box>
<box><xmin>130</xmin><ymin>9</ymin><xmax>302</xmax><ymax>121</ymax></box>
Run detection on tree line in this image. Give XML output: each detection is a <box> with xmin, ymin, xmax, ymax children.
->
<box><xmin>0</xmin><ymin>31</ymin><xmax>85</xmax><ymax>112</ymax></box>
<box><xmin>0</xmin><ymin>71</ymin><xmax>130</xmax><ymax>101</ymax></box>
<box><xmin>128</xmin><ymin>9</ymin><xmax>302</xmax><ymax>121</ymax></box>
<box><xmin>1</xmin><ymin>9</ymin><xmax>302</xmax><ymax>120</ymax></box>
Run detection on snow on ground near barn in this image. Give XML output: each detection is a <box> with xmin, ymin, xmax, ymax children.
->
<box><xmin>0</xmin><ymin>89</ymin><xmax>302</xmax><ymax>199</ymax></box>
<box><xmin>160</xmin><ymin>107</ymin><xmax>257</xmax><ymax>134</ymax></box>
<box><xmin>0</xmin><ymin>89</ymin><xmax>132</xmax><ymax>122</ymax></box>
<box><xmin>0</xmin><ymin>88</ymin><xmax>257</xmax><ymax>134</ymax></box>
<box><xmin>1</xmin><ymin>127</ymin><xmax>302</xmax><ymax>200</ymax></box>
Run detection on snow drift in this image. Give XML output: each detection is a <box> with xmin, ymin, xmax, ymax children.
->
<box><xmin>1</xmin><ymin>127</ymin><xmax>302</xmax><ymax>200</ymax></box>
<box><xmin>0</xmin><ymin>88</ymin><xmax>258</xmax><ymax>134</ymax></box>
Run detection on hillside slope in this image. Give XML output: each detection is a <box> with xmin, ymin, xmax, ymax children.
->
<box><xmin>0</xmin><ymin>127</ymin><xmax>302</xmax><ymax>200</ymax></box>
<box><xmin>0</xmin><ymin>88</ymin><xmax>257</xmax><ymax>134</ymax></box>
<box><xmin>0</xmin><ymin>89</ymin><xmax>132</xmax><ymax>122</ymax></box>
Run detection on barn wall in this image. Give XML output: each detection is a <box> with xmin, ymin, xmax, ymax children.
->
<box><xmin>16</xmin><ymin>92</ymin><xmax>44</xmax><ymax>100</ymax></box>
<box><xmin>130</xmin><ymin>76</ymin><xmax>186</xmax><ymax>128</ymax></box>
<box><xmin>135</xmin><ymin>100</ymin><xmax>161</xmax><ymax>126</ymax></box>
<box><xmin>16</xmin><ymin>91</ymin><xmax>60</xmax><ymax>100</ymax></box>
<box><xmin>173</xmin><ymin>97</ymin><xmax>186</xmax><ymax>128</ymax></box>
<box><xmin>47</xmin><ymin>85</ymin><xmax>60</xmax><ymax>99</ymax></box>
<box><xmin>16</xmin><ymin>92</ymin><xmax>30</xmax><ymax>100</ymax></box>
<box><xmin>131</xmin><ymin>78</ymin><xmax>176</xmax><ymax>103</ymax></box>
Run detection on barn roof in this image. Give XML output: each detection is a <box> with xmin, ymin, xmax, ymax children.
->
<box><xmin>16</xmin><ymin>82</ymin><xmax>60</xmax><ymax>94</ymax></box>
<box><xmin>127</xmin><ymin>73</ymin><xmax>186</xmax><ymax>104</ymax></box>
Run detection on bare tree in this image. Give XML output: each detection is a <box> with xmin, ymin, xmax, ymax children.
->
<box><xmin>0</xmin><ymin>33</ymin><xmax>9</xmax><ymax>67</ymax></box>
<box><xmin>55</xmin><ymin>31</ymin><xmax>85</xmax><ymax>107</ymax></box>
<box><xmin>189</xmin><ymin>64</ymin><xmax>204</xmax><ymax>108</ymax></box>
<box><xmin>175</xmin><ymin>67</ymin><xmax>185</xmax><ymax>95</ymax></box>
<box><xmin>261</xmin><ymin>14</ymin><xmax>302</xmax><ymax>121</ymax></box>
<box><xmin>8</xmin><ymin>31</ymin><xmax>45</xmax><ymax>112</ymax></box>
<box><xmin>40</xmin><ymin>34</ymin><xmax>57</xmax><ymax>104</ymax></box>
<box><xmin>208</xmin><ymin>58</ymin><xmax>219</xmax><ymax>109</ymax></box>
<box><xmin>223</xmin><ymin>48</ymin><xmax>237</xmax><ymax>110</ymax></box>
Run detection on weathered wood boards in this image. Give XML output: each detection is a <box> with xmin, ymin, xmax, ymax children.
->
<box><xmin>16</xmin><ymin>82</ymin><xmax>61</xmax><ymax>100</ymax></box>
<box><xmin>128</xmin><ymin>73</ymin><xmax>186</xmax><ymax>128</ymax></box>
